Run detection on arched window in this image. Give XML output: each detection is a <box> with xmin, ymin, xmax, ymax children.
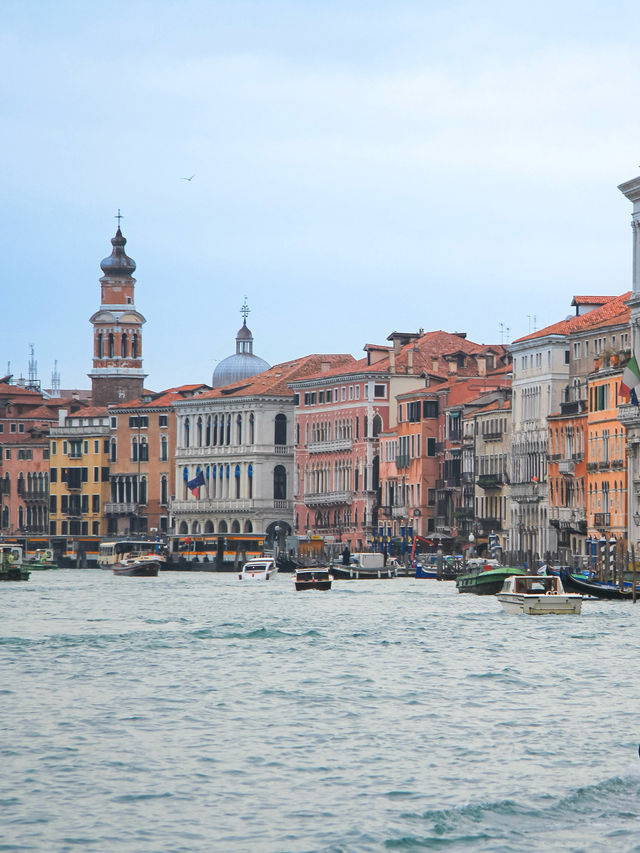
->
<box><xmin>121</xmin><ymin>333</ymin><xmax>127</xmax><ymax>358</ymax></box>
<box><xmin>139</xmin><ymin>477</ymin><xmax>147</xmax><ymax>504</ymax></box>
<box><xmin>274</xmin><ymin>465</ymin><xmax>287</xmax><ymax>500</ymax></box>
<box><xmin>235</xmin><ymin>464</ymin><xmax>241</xmax><ymax>499</ymax></box>
<box><xmin>248</xmin><ymin>463</ymin><xmax>253</xmax><ymax>499</ymax></box>
<box><xmin>97</xmin><ymin>333</ymin><xmax>103</xmax><ymax>358</ymax></box>
<box><xmin>249</xmin><ymin>413</ymin><xmax>255</xmax><ymax>444</ymax></box>
<box><xmin>1</xmin><ymin>506</ymin><xmax>8</xmax><ymax>529</ymax></box>
<box><xmin>132</xmin><ymin>334</ymin><xmax>138</xmax><ymax>358</ymax></box>
<box><xmin>192</xmin><ymin>521</ymin><xmax>200</xmax><ymax>534</ymax></box>
<box><xmin>275</xmin><ymin>414</ymin><xmax>287</xmax><ymax>445</ymax></box>
<box><xmin>205</xmin><ymin>520</ymin><xmax>214</xmax><ymax>533</ymax></box>
<box><xmin>226</xmin><ymin>414</ymin><xmax>231</xmax><ymax>445</ymax></box>
<box><xmin>237</xmin><ymin>414</ymin><xmax>242</xmax><ymax>445</ymax></box>
<box><xmin>213</xmin><ymin>415</ymin><xmax>218</xmax><ymax>445</ymax></box>
<box><xmin>197</xmin><ymin>417</ymin><xmax>203</xmax><ymax>447</ymax></box>
<box><xmin>139</xmin><ymin>439</ymin><xmax>148</xmax><ymax>462</ymax></box>
<box><xmin>184</xmin><ymin>417</ymin><xmax>190</xmax><ymax>448</ymax></box>
<box><xmin>245</xmin><ymin>520</ymin><xmax>253</xmax><ymax>533</ymax></box>
<box><xmin>231</xmin><ymin>520</ymin><xmax>240</xmax><ymax>533</ymax></box>
<box><xmin>108</xmin><ymin>333</ymin><xmax>115</xmax><ymax>358</ymax></box>
<box><xmin>161</xmin><ymin>435</ymin><xmax>168</xmax><ymax>461</ymax></box>
<box><xmin>206</xmin><ymin>416</ymin><xmax>211</xmax><ymax>446</ymax></box>
<box><xmin>160</xmin><ymin>475</ymin><xmax>168</xmax><ymax>505</ymax></box>
<box><xmin>219</xmin><ymin>520</ymin><xmax>228</xmax><ymax>533</ymax></box>
<box><xmin>372</xmin><ymin>414</ymin><xmax>382</xmax><ymax>437</ymax></box>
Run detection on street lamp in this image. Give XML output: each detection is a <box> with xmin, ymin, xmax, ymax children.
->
<box><xmin>274</xmin><ymin>524</ymin><xmax>281</xmax><ymax>564</ymax></box>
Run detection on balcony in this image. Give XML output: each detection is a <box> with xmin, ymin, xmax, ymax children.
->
<box><xmin>558</xmin><ymin>460</ymin><xmax>575</xmax><ymax>475</ymax></box>
<box><xmin>593</xmin><ymin>512</ymin><xmax>610</xmax><ymax>528</ymax></box>
<box><xmin>477</xmin><ymin>474</ymin><xmax>502</xmax><ymax>490</ymax></box>
<box><xmin>171</xmin><ymin>498</ymin><xmax>257</xmax><ymax>513</ymax></box>
<box><xmin>479</xmin><ymin>517</ymin><xmax>502</xmax><ymax>531</ymax></box>
<box><xmin>105</xmin><ymin>502</ymin><xmax>140</xmax><ymax>515</ymax></box>
<box><xmin>20</xmin><ymin>490</ymin><xmax>49</xmax><ymax>501</ymax></box>
<box><xmin>395</xmin><ymin>454</ymin><xmax>410</xmax><ymax>470</ymax></box>
<box><xmin>598</xmin><ymin>460</ymin><xmax>610</xmax><ymax>471</ymax></box>
<box><xmin>559</xmin><ymin>399</ymin><xmax>587</xmax><ymax>415</ymax></box>
<box><xmin>307</xmin><ymin>438</ymin><xmax>353</xmax><ymax>454</ymax></box>
<box><xmin>392</xmin><ymin>505</ymin><xmax>409</xmax><ymax>519</ymax></box>
<box><xmin>510</xmin><ymin>482</ymin><xmax>542</xmax><ymax>502</ymax></box>
<box><xmin>482</xmin><ymin>430</ymin><xmax>503</xmax><ymax>441</ymax></box>
<box><xmin>303</xmin><ymin>491</ymin><xmax>352</xmax><ymax>507</ymax></box>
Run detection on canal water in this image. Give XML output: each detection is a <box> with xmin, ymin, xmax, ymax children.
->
<box><xmin>2</xmin><ymin>571</ymin><xmax>640</xmax><ymax>852</ymax></box>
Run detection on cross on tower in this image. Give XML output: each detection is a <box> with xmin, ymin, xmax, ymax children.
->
<box><xmin>115</xmin><ymin>209</ymin><xmax>123</xmax><ymax>228</ymax></box>
<box><xmin>240</xmin><ymin>297</ymin><xmax>250</xmax><ymax>322</ymax></box>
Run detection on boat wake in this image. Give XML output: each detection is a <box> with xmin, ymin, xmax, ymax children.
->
<box><xmin>385</xmin><ymin>773</ymin><xmax>640</xmax><ymax>850</ymax></box>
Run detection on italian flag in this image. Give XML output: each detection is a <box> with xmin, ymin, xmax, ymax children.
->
<box><xmin>620</xmin><ymin>355</ymin><xmax>640</xmax><ymax>402</ymax></box>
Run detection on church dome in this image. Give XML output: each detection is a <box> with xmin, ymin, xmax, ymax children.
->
<box><xmin>100</xmin><ymin>227</ymin><xmax>136</xmax><ymax>276</ymax></box>
<box><xmin>211</xmin><ymin>313</ymin><xmax>270</xmax><ymax>388</ymax></box>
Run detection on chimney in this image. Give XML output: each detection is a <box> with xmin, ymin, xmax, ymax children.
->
<box><xmin>58</xmin><ymin>408</ymin><xmax>68</xmax><ymax>426</ymax></box>
<box><xmin>389</xmin><ymin>351</ymin><xmax>396</xmax><ymax>373</ymax></box>
<box><xmin>407</xmin><ymin>350</ymin><xmax>414</xmax><ymax>374</ymax></box>
<box><xmin>477</xmin><ymin>356</ymin><xmax>486</xmax><ymax>376</ymax></box>
<box><xmin>448</xmin><ymin>359</ymin><xmax>457</xmax><ymax>375</ymax></box>
<box><xmin>432</xmin><ymin>358</ymin><xmax>439</xmax><ymax>373</ymax></box>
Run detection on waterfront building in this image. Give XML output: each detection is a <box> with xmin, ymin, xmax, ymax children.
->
<box><xmin>106</xmin><ymin>385</ymin><xmax>209</xmax><ymax>537</ymax></box>
<box><xmin>294</xmin><ymin>331</ymin><xmax>508</xmax><ymax>551</ymax></box>
<box><xmin>0</xmin><ymin>381</ymin><xmax>71</xmax><ymax>536</ymax></box>
<box><xmin>49</xmin><ymin>407</ymin><xmax>111</xmax><ymax>539</ymax></box>
<box><xmin>617</xmin><ymin>174</ymin><xmax>640</xmax><ymax>552</ymax></box>
<box><xmin>586</xmin><ymin>363</ymin><xmax>626</xmax><ymax>547</ymax></box>
<box><xmin>171</xmin><ymin>354</ymin><xmax>350</xmax><ymax>547</ymax></box>
<box><xmin>89</xmin><ymin>223</ymin><xmax>147</xmax><ymax>406</ymax></box>
<box><xmin>511</xmin><ymin>293</ymin><xmax>631</xmax><ymax>563</ymax></box>
<box><xmin>466</xmin><ymin>388</ymin><xmax>512</xmax><ymax>554</ymax></box>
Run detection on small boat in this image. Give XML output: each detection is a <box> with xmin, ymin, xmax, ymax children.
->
<box><xmin>331</xmin><ymin>552</ymin><xmax>398</xmax><ymax>579</ymax></box>
<box><xmin>25</xmin><ymin>548</ymin><xmax>58</xmax><ymax>570</ymax></box>
<box><xmin>294</xmin><ymin>567</ymin><xmax>333</xmax><ymax>591</ymax></box>
<box><xmin>0</xmin><ymin>545</ymin><xmax>30</xmax><ymax>581</ymax></box>
<box><xmin>112</xmin><ymin>553</ymin><xmax>160</xmax><ymax>577</ymax></box>
<box><xmin>551</xmin><ymin>567</ymin><xmax>634</xmax><ymax>600</ymax></box>
<box><xmin>239</xmin><ymin>558</ymin><xmax>277</xmax><ymax>580</ymax></box>
<box><xmin>456</xmin><ymin>562</ymin><xmax>526</xmax><ymax>595</ymax></box>
<box><xmin>497</xmin><ymin>574</ymin><xmax>582</xmax><ymax>615</ymax></box>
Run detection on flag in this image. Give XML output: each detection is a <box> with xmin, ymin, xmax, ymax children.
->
<box><xmin>620</xmin><ymin>355</ymin><xmax>640</xmax><ymax>400</ymax></box>
<box><xmin>187</xmin><ymin>470</ymin><xmax>205</xmax><ymax>498</ymax></box>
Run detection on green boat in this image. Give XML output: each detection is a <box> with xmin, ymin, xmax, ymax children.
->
<box><xmin>0</xmin><ymin>544</ymin><xmax>30</xmax><ymax>582</ymax></box>
<box><xmin>456</xmin><ymin>565</ymin><xmax>526</xmax><ymax>595</ymax></box>
<box><xmin>24</xmin><ymin>548</ymin><xmax>58</xmax><ymax>570</ymax></box>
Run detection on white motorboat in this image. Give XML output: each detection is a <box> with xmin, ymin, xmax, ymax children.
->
<box><xmin>497</xmin><ymin>574</ymin><xmax>582</xmax><ymax>615</ymax></box>
<box><xmin>239</xmin><ymin>558</ymin><xmax>278</xmax><ymax>581</ymax></box>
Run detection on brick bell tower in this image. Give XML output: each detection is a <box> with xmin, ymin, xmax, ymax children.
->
<box><xmin>89</xmin><ymin>217</ymin><xmax>147</xmax><ymax>406</ymax></box>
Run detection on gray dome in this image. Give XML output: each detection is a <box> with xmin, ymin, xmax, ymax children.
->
<box><xmin>100</xmin><ymin>227</ymin><xmax>136</xmax><ymax>276</ymax></box>
<box><xmin>212</xmin><ymin>352</ymin><xmax>270</xmax><ymax>388</ymax></box>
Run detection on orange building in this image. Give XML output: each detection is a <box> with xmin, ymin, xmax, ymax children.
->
<box><xmin>548</xmin><ymin>404</ymin><xmax>588</xmax><ymax>562</ymax></box>
<box><xmin>586</xmin><ymin>364</ymin><xmax>626</xmax><ymax>547</ymax></box>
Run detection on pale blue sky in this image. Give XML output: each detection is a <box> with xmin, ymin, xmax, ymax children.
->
<box><xmin>3</xmin><ymin>0</ymin><xmax>640</xmax><ymax>391</ymax></box>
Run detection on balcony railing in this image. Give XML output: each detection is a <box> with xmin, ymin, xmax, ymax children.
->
<box><xmin>510</xmin><ymin>482</ymin><xmax>542</xmax><ymax>502</ymax></box>
<box><xmin>105</xmin><ymin>502</ymin><xmax>140</xmax><ymax>515</ymax></box>
<box><xmin>482</xmin><ymin>431</ymin><xmax>503</xmax><ymax>441</ymax></box>
<box><xmin>303</xmin><ymin>491</ymin><xmax>352</xmax><ymax>507</ymax></box>
<box><xmin>477</xmin><ymin>474</ymin><xmax>503</xmax><ymax>490</ymax></box>
<box><xmin>558</xmin><ymin>460</ymin><xmax>575</xmax><ymax>475</ymax></box>
<box><xmin>479</xmin><ymin>517</ymin><xmax>502</xmax><ymax>531</ymax></box>
<box><xmin>593</xmin><ymin>512</ymin><xmax>610</xmax><ymax>528</ymax></box>
<box><xmin>307</xmin><ymin>438</ymin><xmax>352</xmax><ymax>454</ymax></box>
<box><xmin>392</xmin><ymin>505</ymin><xmax>409</xmax><ymax>519</ymax></box>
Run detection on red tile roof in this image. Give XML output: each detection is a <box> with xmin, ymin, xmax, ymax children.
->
<box><xmin>513</xmin><ymin>292</ymin><xmax>631</xmax><ymax>343</ymax></box>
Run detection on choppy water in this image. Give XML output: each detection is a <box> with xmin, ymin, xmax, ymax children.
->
<box><xmin>2</xmin><ymin>571</ymin><xmax>640</xmax><ymax>852</ymax></box>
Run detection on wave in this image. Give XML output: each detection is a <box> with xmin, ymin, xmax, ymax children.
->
<box><xmin>384</xmin><ymin>774</ymin><xmax>640</xmax><ymax>851</ymax></box>
<box><xmin>191</xmin><ymin>626</ymin><xmax>322</xmax><ymax>640</ymax></box>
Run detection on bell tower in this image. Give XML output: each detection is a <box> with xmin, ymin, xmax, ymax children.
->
<box><xmin>89</xmin><ymin>216</ymin><xmax>147</xmax><ymax>406</ymax></box>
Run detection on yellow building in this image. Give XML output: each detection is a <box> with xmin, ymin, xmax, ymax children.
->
<box><xmin>49</xmin><ymin>406</ymin><xmax>111</xmax><ymax>539</ymax></box>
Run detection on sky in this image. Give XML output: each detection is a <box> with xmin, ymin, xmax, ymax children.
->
<box><xmin>3</xmin><ymin>0</ymin><xmax>640</xmax><ymax>392</ymax></box>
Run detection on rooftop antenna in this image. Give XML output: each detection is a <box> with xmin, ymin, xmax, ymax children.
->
<box><xmin>51</xmin><ymin>360</ymin><xmax>60</xmax><ymax>397</ymax></box>
<box><xmin>499</xmin><ymin>323</ymin><xmax>511</xmax><ymax>345</ymax></box>
<box><xmin>27</xmin><ymin>344</ymin><xmax>40</xmax><ymax>391</ymax></box>
<box><xmin>527</xmin><ymin>314</ymin><xmax>537</xmax><ymax>334</ymax></box>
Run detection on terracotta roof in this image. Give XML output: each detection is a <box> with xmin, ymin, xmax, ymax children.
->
<box><xmin>513</xmin><ymin>292</ymin><xmax>631</xmax><ymax>343</ymax></box>
<box><xmin>66</xmin><ymin>406</ymin><xmax>108</xmax><ymax>418</ymax></box>
<box><xmin>189</xmin><ymin>354</ymin><xmax>355</xmax><ymax>399</ymax></box>
<box><xmin>571</xmin><ymin>295</ymin><xmax>617</xmax><ymax>306</ymax></box>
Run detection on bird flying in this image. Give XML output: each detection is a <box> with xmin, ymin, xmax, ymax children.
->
<box><xmin>181</xmin><ymin>174</ymin><xmax>195</xmax><ymax>181</ymax></box>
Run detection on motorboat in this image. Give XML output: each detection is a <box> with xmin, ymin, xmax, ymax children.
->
<box><xmin>24</xmin><ymin>548</ymin><xmax>58</xmax><ymax>570</ymax></box>
<box><xmin>294</xmin><ymin>567</ymin><xmax>333</xmax><ymax>591</ymax></box>
<box><xmin>456</xmin><ymin>562</ymin><xmax>525</xmax><ymax>595</ymax></box>
<box><xmin>113</xmin><ymin>553</ymin><xmax>160</xmax><ymax>577</ymax></box>
<box><xmin>0</xmin><ymin>545</ymin><xmax>30</xmax><ymax>581</ymax></box>
<box><xmin>550</xmin><ymin>567</ymin><xmax>634</xmax><ymax>600</ymax></box>
<box><xmin>331</xmin><ymin>552</ymin><xmax>398</xmax><ymax>579</ymax></box>
<box><xmin>239</xmin><ymin>558</ymin><xmax>278</xmax><ymax>581</ymax></box>
<box><xmin>497</xmin><ymin>574</ymin><xmax>582</xmax><ymax>615</ymax></box>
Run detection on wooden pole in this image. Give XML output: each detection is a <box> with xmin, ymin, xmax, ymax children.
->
<box><xmin>632</xmin><ymin>545</ymin><xmax>637</xmax><ymax>604</ymax></box>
